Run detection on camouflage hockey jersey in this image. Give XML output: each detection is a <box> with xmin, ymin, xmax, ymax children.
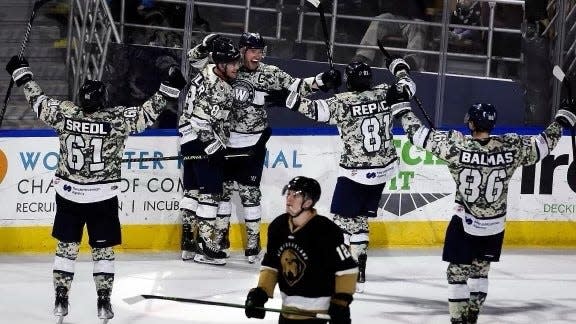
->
<box><xmin>228</xmin><ymin>63</ymin><xmax>318</xmax><ymax>148</ymax></box>
<box><xmin>179</xmin><ymin>46</ymin><xmax>234</xmax><ymax>153</ymax></box>
<box><xmin>399</xmin><ymin>110</ymin><xmax>563</xmax><ymax>235</ymax></box>
<box><xmin>23</xmin><ymin>80</ymin><xmax>168</xmax><ymax>203</ymax></box>
<box><xmin>295</xmin><ymin>84</ymin><xmax>399</xmax><ymax>185</ymax></box>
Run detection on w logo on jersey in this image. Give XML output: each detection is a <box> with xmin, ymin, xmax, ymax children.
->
<box><xmin>232</xmin><ymin>79</ymin><xmax>255</xmax><ymax>107</ymax></box>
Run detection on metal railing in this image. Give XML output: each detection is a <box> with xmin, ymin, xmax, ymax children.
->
<box><xmin>70</xmin><ymin>0</ymin><xmax>575</xmax><ymax>126</ymax></box>
<box><xmin>65</xmin><ymin>0</ymin><xmax>121</xmax><ymax>102</ymax></box>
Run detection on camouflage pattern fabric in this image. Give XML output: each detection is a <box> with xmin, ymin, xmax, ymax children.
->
<box><xmin>447</xmin><ymin>260</ymin><xmax>490</xmax><ymax>322</ymax></box>
<box><xmin>400</xmin><ymin>111</ymin><xmax>562</xmax><ymax>218</ymax></box>
<box><xmin>23</xmin><ymin>81</ymin><xmax>168</xmax><ymax>184</ymax></box>
<box><xmin>92</xmin><ymin>247</ymin><xmax>115</xmax><ymax>292</ymax></box>
<box><xmin>55</xmin><ymin>241</ymin><xmax>80</xmax><ymax>259</ymax></box>
<box><xmin>231</xmin><ymin>63</ymin><xmax>317</xmax><ymax>133</ymax></box>
<box><xmin>296</xmin><ymin>84</ymin><xmax>398</xmax><ymax>168</ymax></box>
<box><xmin>180</xmin><ymin>46</ymin><xmax>234</xmax><ymax>146</ymax></box>
<box><xmin>237</xmin><ymin>183</ymin><xmax>261</xmax><ymax>206</ymax></box>
<box><xmin>333</xmin><ymin>214</ymin><xmax>368</xmax><ymax>235</ymax></box>
<box><xmin>53</xmin><ymin>241</ymin><xmax>79</xmax><ymax>293</ymax></box>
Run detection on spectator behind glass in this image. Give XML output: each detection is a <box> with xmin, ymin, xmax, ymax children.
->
<box><xmin>450</xmin><ymin>0</ymin><xmax>482</xmax><ymax>42</ymax></box>
<box><xmin>353</xmin><ymin>0</ymin><xmax>437</xmax><ymax>71</ymax></box>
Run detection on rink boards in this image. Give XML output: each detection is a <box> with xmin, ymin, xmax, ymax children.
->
<box><xmin>0</xmin><ymin>129</ymin><xmax>575</xmax><ymax>252</ymax></box>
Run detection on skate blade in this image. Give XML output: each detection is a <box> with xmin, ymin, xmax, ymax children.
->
<box><xmin>181</xmin><ymin>250</ymin><xmax>196</xmax><ymax>261</ymax></box>
<box><xmin>193</xmin><ymin>254</ymin><xmax>226</xmax><ymax>265</ymax></box>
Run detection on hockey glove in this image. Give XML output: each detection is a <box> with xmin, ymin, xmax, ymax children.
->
<box><xmin>6</xmin><ymin>55</ymin><xmax>33</xmax><ymax>87</ymax></box>
<box><xmin>396</xmin><ymin>75</ymin><xmax>416</xmax><ymax>99</ymax></box>
<box><xmin>386</xmin><ymin>81</ymin><xmax>412</xmax><ymax>117</ymax></box>
<box><xmin>159</xmin><ymin>66</ymin><xmax>186</xmax><ymax>99</ymax></box>
<box><xmin>555</xmin><ymin>99</ymin><xmax>576</xmax><ymax>129</ymax></box>
<box><xmin>199</xmin><ymin>33</ymin><xmax>221</xmax><ymax>53</ymax></box>
<box><xmin>245</xmin><ymin>287</ymin><xmax>269</xmax><ymax>319</ymax></box>
<box><xmin>385</xmin><ymin>56</ymin><xmax>411</xmax><ymax>77</ymax></box>
<box><xmin>328</xmin><ymin>293</ymin><xmax>353</xmax><ymax>324</ymax></box>
<box><xmin>265</xmin><ymin>88</ymin><xmax>290</xmax><ymax>107</ymax></box>
<box><xmin>316</xmin><ymin>69</ymin><xmax>342</xmax><ymax>92</ymax></box>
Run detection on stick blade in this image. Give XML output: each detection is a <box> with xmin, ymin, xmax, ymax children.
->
<box><xmin>306</xmin><ymin>0</ymin><xmax>321</xmax><ymax>8</ymax></box>
<box><xmin>553</xmin><ymin>65</ymin><xmax>566</xmax><ymax>83</ymax></box>
<box><xmin>123</xmin><ymin>295</ymin><xmax>147</xmax><ymax>305</ymax></box>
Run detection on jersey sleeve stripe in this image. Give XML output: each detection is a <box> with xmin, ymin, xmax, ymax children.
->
<box><xmin>534</xmin><ymin>134</ymin><xmax>550</xmax><ymax>162</ymax></box>
<box><xmin>32</xmin><ymin>94</ymin><xmax>47</xmax><ymax>117</ymax></box>
<box><xmin>335</xmin><ymin>267</ymin><xmax>359</xmax><ymax>276</ymax></box>
<box><xmin>413</xmin><ymin>126</ymin><xmax>430</xmax><ymax>148</ymax></box>
<box><xmin>315</xmin><ymin>100</ymin><xmax>330</xmax><ymax>122</ymax></box>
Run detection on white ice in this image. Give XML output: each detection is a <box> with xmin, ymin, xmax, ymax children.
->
<box><xmin>1</xmin><ymin>249</ymin><xmax>575</xmax><ymax>324</ymax></box>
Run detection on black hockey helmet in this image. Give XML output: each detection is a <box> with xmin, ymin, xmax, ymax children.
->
<box><xmin>465</xmin><ymin>103</ymin><xmax>497</xmax><ymax>132</ymax></box>
<box><xmin>282</xmin><ymin>176</ymin><xmax>321</xmax><ymax>206</ymax></box>
<box><xmin>79</xmin><ymin>80</ymin><xmax>107</xmax><ymax>113</ymax></box>
<box><xmin>238</xmin><ymin>32</ymin><xmax>266</xmax><ymax>49</ymax></box>
<box><xmin>211</xmin><ymin>37</ymin><xmax>241</xmax><ymax>64</ymax></box>
<box><xmin>345</xmin><ymin>61</ymin><xmax>372</xmax><ymax>92</ymax></box>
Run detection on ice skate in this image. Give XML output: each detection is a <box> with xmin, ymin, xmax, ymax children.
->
<box><xmin>54</xmin><ymin>286</ymin><xmax>68</xmax><ymax>324</ymax></box>
<box><xmin>356</xmin><ymin>254</ymin><xmax>367</xmax><ymax>293</ymax></box>
<box><xmin>97</xmin><ymin>289</ymin><xmax>114</xmax><ymax>323</ymax></box>
<box><xmin>193</xmin><ymin>236</ymin><xmax>227</xmax><ymax>265</ymax></box>
<box><xmin>245</xmin><ymin>233</ymin><xmax>261</xmax><ymax>264</ymax></box>
<box><xmin>181</xmin><ymin>223</ymin><xmax>199</xmax><ymax>261</ymax></box>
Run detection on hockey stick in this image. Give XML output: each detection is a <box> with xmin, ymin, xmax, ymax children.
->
<box><xmin>121</xmin><ymin>153</ymin><xmax>251</xmax><ymax>163</ymax></box>
<box><xmin>0</xmin><ymin>0</ymin><xmax>52</xmax><ymax>128</ymax></box>
<box><xmin>552</xmin><ymin>65</ymin><xmax>576</xmax><ymax>179</ymax></box>
<box><xmin>376</xmin><ymin>39</ymin><xmax>435</xmax><ymax>129</ymax></box>
<box><xmin>123</xmin><ymin>294</ymin><xmax>331</xmax><ymax>320</ymax></box>
<box><xmin>306</xmin><ymin>0</ymin><xmax>334</xmax><ymax>70</ymax></box>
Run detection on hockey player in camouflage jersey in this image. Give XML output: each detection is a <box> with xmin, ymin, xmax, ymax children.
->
<box><xmin>285</xmin><ymin>59</ymin><xmax>415</xmax><ymax>292</ymax></box>
<box><xmin>213</xmin><ymin>32</ymin><xmax>342</xmax><ymax>263</ymax></box>
<box><xmin>6</xmin><ymin>55</ymin><xmax>186</xmax><ymax>322</ymax></box>
<box><xmin>178</xmin><ymin>35</ymin><xmax>241</xmax><ymax>265</ymax></box>
<box><xmin>387</xmin><ymin>77</ymin><xmax>576</xmax><ymax>323</ymax></box>
<box><xmin>245</xmin><ymin>176</ymin><xmax>357</xmax><ymax>324</ymax></box>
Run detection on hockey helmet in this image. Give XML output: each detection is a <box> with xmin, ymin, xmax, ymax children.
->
<box><xmin>211</xmin><ymin>37</ymin><xmax>241</xmax><ymax>64</ymax></box>
<box><xmin>238</xmin><ymin>32</ymin><xmax>266</xmax><ymax>49</ymax></box>
<box><xmin>464</xmin><ymin>103</ymin><xmax>497</xmax><ymax>132</ymax></box>
<box><xmin>345</xmin><ymin>61</ymin><xmax>372</xmax><ymax>92</ymax></box>
<box><xmin>282</xmin><ymin>176</ymin><xmax>321</xmax><ymax>206</ymax></box>
<box><xmin>79</xmin><ymin>80</ymin><xmax>107</xmax><ymax>113</ymax></box>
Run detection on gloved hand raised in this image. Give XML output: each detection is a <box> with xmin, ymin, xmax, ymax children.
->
<box><xmin>6</xmin><ymin>55</ymin><xmax>33</xmax><ymax>87</ymax></box>
<box><xmin>328</xmin><ymin>293</ymin><xmax>353</xmax><ymax>324</ymax></box>
<box><xmin>159</xmin><ymin>66</ymin><xmax>186</xmax><ymax>99</ymax></box>
<box><xmin>395</xmin><ymin>76</ymin><xmax>416</xmax><ymax>99</ymax></box>
<box><xmin>555</xmin><ymin>99</ymin><xmax>576</xmax><ymax>129</ymax></box>
<box><xmin>245</xmin><ymin>287</ymin><xmax>269</xmax><ymax>319</ymax></box>
<box><xmin>199</xmin><ymin>33</ymin><xmax>221</xmax><ymax>53</ymax></box>
<box><xmin>386</xmin><ymin>81</ymin><xmax>413</xmax><ymax>117</ymax></box>
<box><xmin>385</xmin><ymin>55</ymin><xmax>411</xmax><ymax>77</ymax></box>
<box><xmin>316</xmin><ymin>68</ymin><xmax>342</xmax><ymax>92</ymax></box>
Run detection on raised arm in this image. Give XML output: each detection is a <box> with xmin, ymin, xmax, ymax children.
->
<box><xmin>517</xmin><ymin>99</ymin><xmax>576</xmax><ymax>165</ymax></box>
<box><xmin>6</xmin><ymin>56</ymin><xmax>70</xmax><ymax>129</ymax></box>
<box><xmin>387</xmin><ymin>79</ymin><xmax>463</xmax><ymax>162</ymax></box>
